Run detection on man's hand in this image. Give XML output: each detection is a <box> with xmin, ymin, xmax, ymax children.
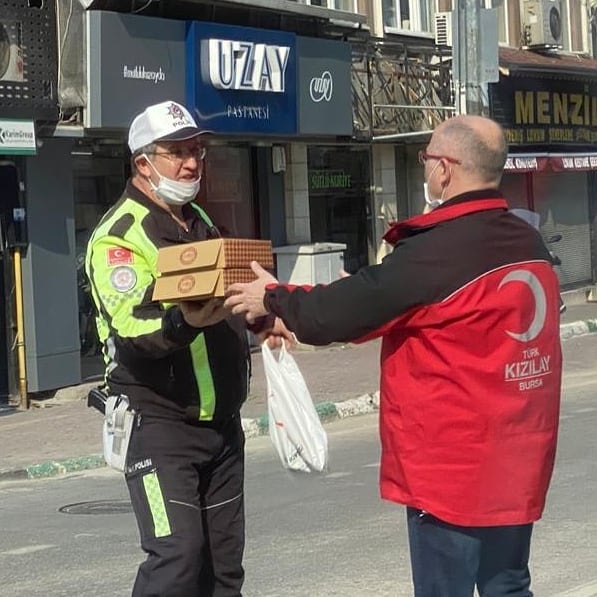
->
<box><xmin>255</xmin><ymin>317</ymin><xmax>296</xmax><ymax>349</ymax></box>
<box><xmin>224</xmin><ymin>261</ymin><xmax>278</xmax><ymax>324</ymax></box>
<box><xmin>179</xmin><ymin>298</ymin><xmax>228</xmax><ymax>328</ymax></box>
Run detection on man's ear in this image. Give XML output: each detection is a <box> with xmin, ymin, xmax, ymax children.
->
<box><xmin>438</xmin><ymin>160</ymin><xmax>452</xmax><ymax>187</ymax></box>
<box><xmin>135</xmin><ymin>154</ymin><xmax>152</xmax><ymax>179</ymax></box>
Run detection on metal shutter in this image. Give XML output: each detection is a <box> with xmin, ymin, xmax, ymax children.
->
<box><xmin>534</xmin><ymin>171</ymin><xmax>591</xmax><ymax>287</ymax></box>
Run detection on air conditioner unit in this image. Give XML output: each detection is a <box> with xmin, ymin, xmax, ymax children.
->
<box><xmin>434</xmin><ymin>11</ymin><xmax>453</xmax><ymax>47</ymax></box>
<box><xmin>522</xmin><ymin>0</ymin><xmax>562</xmax><ymax>47</ymax></box>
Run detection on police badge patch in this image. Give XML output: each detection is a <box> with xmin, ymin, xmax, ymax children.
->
<box><xmin>110</xmin><ymin>266</ymin><xmax>137</xmax><ymax>293</ymax></box>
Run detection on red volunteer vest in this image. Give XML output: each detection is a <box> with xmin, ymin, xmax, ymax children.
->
<box><xmin>376</xmin><ymin>260</ymin><xmax>561</xmax><ymax>526</ymax></box>
<box><xmin>351</xmin><ymin>200</ymin><xmax>564</xmax><ymax>526</ymax></box>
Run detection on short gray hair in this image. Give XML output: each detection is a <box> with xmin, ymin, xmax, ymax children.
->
<box><xmin>130</xmin><ymin>142</ymin><xmax>157</xmax><ymax>174</ymax></box>
<box><xmin>443</xmin><ymin>122</ymin><xmax>507</xmax><ymax>183</ymax></box>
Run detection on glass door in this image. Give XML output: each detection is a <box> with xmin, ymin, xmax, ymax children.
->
<box><xmin>308</xmin><ymin>146</ymin><xmax>371</xmax><ymax>273</ymax></box>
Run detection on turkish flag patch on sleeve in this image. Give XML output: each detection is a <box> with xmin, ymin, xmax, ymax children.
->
<box><xmin>107</xmin><ymin>247</ymin><xmax>134</xmax><ymax>266</ymax></box>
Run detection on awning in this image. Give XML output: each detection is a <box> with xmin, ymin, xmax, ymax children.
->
<box><xmin>504</xmin><ymin>153</ymin><xmax>597</xmax><ymax>173</ymax></box>
<box><xmin>499</xmin><ymin>47</ymin><xmax>597</xmax><ymax>79</ymax></box>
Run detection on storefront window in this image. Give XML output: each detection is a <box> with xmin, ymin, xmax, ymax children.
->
<box><xmin>307</xmin><ymin>146</ymin><xmax>371</xmax><ymax>273</ymax></box>
<box><xmin>73</xmin><ymin>154</ymin><xmax>127</xmax><ymax>379</ymax></box>
<box><xmin>0</xmin><ymin>162</ymin><xmax>20</xmax><ymax>401</ymax></box>
<box><xmin>201</xmin><ymin>145</ymin><xmax>255</xmax><ymax>238</ymax></box>
<box><xmin>500</xmin><ymin>173</ymin><xmax>528</xmax><ymax>210</ymax></box>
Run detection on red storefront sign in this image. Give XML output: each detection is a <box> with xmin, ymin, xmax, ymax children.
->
<box><xmin>504</xmin><ymin>156</ymin><xmax>549</xmax><ymax>172</ymax></box>
<box><xmin>505</xmin><ymin>154</ymin><xmax>597</xmax><ymax>173</ymax></box>
<box><xmin>550</xmin><ymin>155</ymin><xmax>597</xmax><ymax>171</ymax></box>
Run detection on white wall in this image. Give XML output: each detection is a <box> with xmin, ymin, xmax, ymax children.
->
<box><xmin>283</xmin><ymin>143</ymin><xmax>311</xmax><ymax>244</ymax></box>
<box><xmin>371</xmin><ymin>144</ymin><xmax>397</xmax><ymax>262</ymax></box>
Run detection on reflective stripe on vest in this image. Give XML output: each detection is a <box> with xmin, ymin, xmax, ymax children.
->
<box><xmin>190</xmin><ymin>333</ymin><xmax>217</xmax><ymax>421</ymax></box>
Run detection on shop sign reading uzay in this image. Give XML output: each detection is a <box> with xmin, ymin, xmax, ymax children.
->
<box><xmin>206</xmin><ymin>40</ymin><xmax>290</xmax><ymax>93</ymax></box>
<box><xmin>187</xmin><ymin>22</ymin><xmax>297</xmax><ymax>135</ymax></box>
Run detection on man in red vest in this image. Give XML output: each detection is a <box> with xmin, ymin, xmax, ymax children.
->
<box><xmin>225</xmin><ymin>115</ymin><xmax>562</xmax><ymax>596</ymax></box>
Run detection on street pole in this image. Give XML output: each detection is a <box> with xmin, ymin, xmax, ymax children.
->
<box><xmin>13</xmin><ymin>246</ymin><xmax>28</xmax><ymax>410</ymax></box>
<box><xmin>454</xmin><ymin>0</ymin><xmax>486</xmax><ymax>116</ymax></box>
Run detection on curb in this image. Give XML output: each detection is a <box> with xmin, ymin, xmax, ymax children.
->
<box><xmin>1</xmin><ymin>317</ymin><xmax>595</xmax><ymax>483</ymax></box>
<box><xmin>0</xmin><ymin>454</ymin><xmax>107</xmax><ymax>483</ymax></box>
<box><xmin>559</xmin><ymin>318</ymin><xmax>597</xmax><ymax>341</ymax></box>
<box><xmin>241</xmin><ymin>391</ymin><xmax>380</xmax><ymax>440</ymax></box>
<box><xmin>0</xmin><ymin>392</ymin><xmax>381</xmax><ymax>483</ymax></box>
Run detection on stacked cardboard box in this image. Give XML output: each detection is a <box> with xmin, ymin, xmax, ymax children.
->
<box><xmin>152</xmin><ymin>238</ymin><xmax>274</xmax><ymax>302</ymax></box>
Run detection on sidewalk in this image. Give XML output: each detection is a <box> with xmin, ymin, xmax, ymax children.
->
<box><xmin>1</xmin><ymin>301</ymin><xmax>596</xmax><ymax>482</ymax></box>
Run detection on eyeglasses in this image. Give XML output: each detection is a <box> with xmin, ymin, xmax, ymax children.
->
<box><xmin>150</xmin><ymin>146</ymin><xmax>207</xmax><ymax>163</ymax></box>
<box><xmin>418</xmin><ymin>150</ymin><xmax>461</xmax><ymax>166</ymax></box>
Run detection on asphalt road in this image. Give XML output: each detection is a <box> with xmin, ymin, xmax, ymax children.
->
<box><xmin>1</xmin><ymin>334</ymin><xmax>597</xmax><ymax>597</ymax></box>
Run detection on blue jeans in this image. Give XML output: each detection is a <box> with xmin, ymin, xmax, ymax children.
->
<box><xmin>407</xmin><ymin>507</ymin><xmax>533</xmax><ymax>597</ymax></box>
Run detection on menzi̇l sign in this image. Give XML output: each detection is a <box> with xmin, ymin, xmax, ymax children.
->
<box><xmin>489</xmin><ymin>77</ymin><xmax>597</xmax><ymax>146</ymax></box>
<box><xmin>514</xmin><ymin>91</ymin><xmax>597</xmax><ymax>126</ymax></box>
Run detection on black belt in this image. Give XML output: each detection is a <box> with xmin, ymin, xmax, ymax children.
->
<box><xmin>185</xmin><ymin>411</ymin><xmax>238</xmax><ymax>429</ymax></box>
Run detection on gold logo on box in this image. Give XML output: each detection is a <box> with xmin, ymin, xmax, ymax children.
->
<box><xmin>180</xmin><ymin>247</ymin><xmax>198</xmax><ymax>265</ymax></box>
<box><xmin>178</xmin><ymin>275</ymin><xmax>196</xmax><ymax>294</ymax></box>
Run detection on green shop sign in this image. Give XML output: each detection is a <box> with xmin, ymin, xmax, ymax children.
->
<box><xmin>309</xmin><ymin>169</ymin><xmax>353</xmax><ymax>192</ymax></box>
<box><xmin>0</xmin><ymin>119</ymin><xmax>36</xmax><ymax>155</ymax></box>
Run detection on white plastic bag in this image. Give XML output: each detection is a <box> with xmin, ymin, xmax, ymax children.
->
<box><xmin>262</xmin><ymin>343</ymin><xmax>328</xmax><ymax>472</ymax></box>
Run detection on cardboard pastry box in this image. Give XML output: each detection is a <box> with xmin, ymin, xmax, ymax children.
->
<box><xmin>157</xmin><ymin>238</ymin><xmax>273</xmax><ymax>274</ymax></box>
<box><xmin>153</xmin><ymin>268</ymin><xmax>258</xmax><ymax>302</ymax></box>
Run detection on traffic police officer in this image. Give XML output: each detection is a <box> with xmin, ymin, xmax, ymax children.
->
<box><xmin>86</xmin><ymin>100</ymin><xmax>250</xmax><ymax>596</ymax></box>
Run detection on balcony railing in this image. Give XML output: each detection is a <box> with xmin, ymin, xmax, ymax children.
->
<box><xmin>352</xmin><ymin>39</ymin><xmax>455</xmax><ymax>140</ymax></box>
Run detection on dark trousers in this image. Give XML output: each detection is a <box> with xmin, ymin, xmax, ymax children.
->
<box><xmin>125</xmin><ymin>414</ymin><xmax>245</xmax><ymax>597</ymax></box>
<box><xmin>407</xmin><ymin>508</ymin><xmax>533</xmax><ymax>597</ymax></box>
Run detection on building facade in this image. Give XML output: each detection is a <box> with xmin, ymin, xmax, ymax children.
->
<box><xmin>1</xmin><ymin>0</ymin><xmax>371</xmax><ymax>398</ymax></box>
<box><xmin>1</xmin><ymin>0</ymin><xmax>596</xmax><ymax>400</ymax></box>
<box><xmin>367</xmin><ymin>0</ymin><xmax>597</xmax><ymax>286</ymax></box>
<box><xmin>491</xmin><ymin>48</ymin><xmax>597</xmax><ymax>288</ymax></box>
<box><xmin>0</xmin><ymin>0</ymin><xmax>67</xmax><ymax>401</ymax></box>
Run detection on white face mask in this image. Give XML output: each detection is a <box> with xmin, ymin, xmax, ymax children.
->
<box><xmin>143</xmin><ymin>154</ymin><xmax>201</xmax><ymax>206</ymax></box>
<box><xmin>423</xmin><ymin>182</ymin><xmax>442</xmax><ymax>211</ymax></box>
<box><xmin>423</xmin><ymin>161</ymin><xmax>444</xmax><ymax>211</ymax></box>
